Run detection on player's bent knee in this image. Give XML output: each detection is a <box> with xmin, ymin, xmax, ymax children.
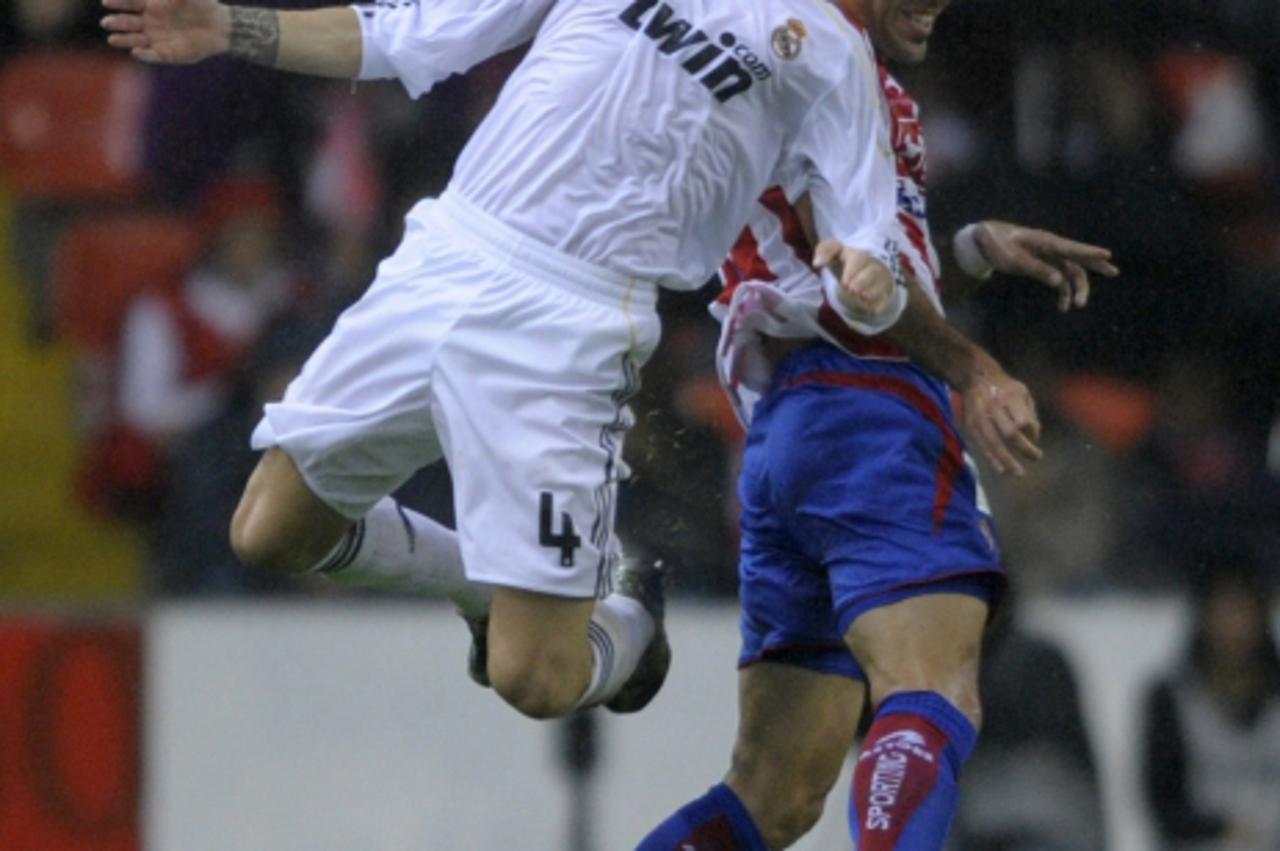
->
<box><xmin>489</xmin><ymin>667</ymin><xmax>577</xmax><ymax>720</ymax></box>
<box><xmin>869</xmin><ymin>672</ymin><xmax>983</xmax><ymax>731</ymax></box>
<box><xmin>229</xmin><ymin>448</ymin><xmax>353</xmax><ymax>575</ymax></box>
<box><xmin>229</xmin><ymin>499</ymin><xmax>309</xmax><ymax>575</ymax></box>
<box><xmin>488</xmin><ymin>649</ymin><xmax>581</xmax><ymax>720</ymax></box>
<box><xmin>849</xmin><ymin>594</ymin><xmax>987</xmax><ymax>729</ymax></box>
<box><xmin>486</xmin><ymin>589</ymin><xmax>595</xmax><ymax>719</ymax></box>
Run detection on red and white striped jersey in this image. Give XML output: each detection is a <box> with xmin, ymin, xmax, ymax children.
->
<box><xmin>714</xmin><ymin>62</ymin><xmax>941</xmax><ymax>425</ymax></box>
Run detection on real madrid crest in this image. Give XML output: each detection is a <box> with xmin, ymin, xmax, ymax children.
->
<box><xmin>771</xmin><ymin>17</ymin><xmax>806</xmax><ymax>61</ymax></box>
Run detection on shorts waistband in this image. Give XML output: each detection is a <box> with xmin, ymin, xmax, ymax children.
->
<box><xmin>431</xmin><ymin>190</ymin><xmax>658</xmax><ymax>311</ymax></box>
<box><xmin>764</xmin><ymin>342</ymin><xmax>952</xmax><ymax>410</ymax></box>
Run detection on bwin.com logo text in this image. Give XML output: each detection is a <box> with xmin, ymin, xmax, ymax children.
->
<box><xmin>618</xmin><ymin>0</ymin><xmax>773</xmax><ymax>104</ymax></box>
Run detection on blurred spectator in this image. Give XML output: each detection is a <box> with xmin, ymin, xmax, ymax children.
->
<box><xmin>984</xmin><ymin>411</ymin><xmax>1126</xmax><ymax>591</ymax></box>
<box><xmin>297</xmin><ymin>88</ymin><xmax>384</xmax><ymax>322</ymax></box>
<box><xmin>1127</xmin><ymin>350</ymin><xmax>1280</xmax><ymax>584</ymax></box>
<box><xmin>152</xmin><ymin>315</ymin><xmax>322</xmax><ymax>595</ymax></box>
<box><xmin>1153</xmin><ymin>51</ymin><xmax>1271</xmax><ymax>193</ymax></box>
<box><xmin>85</xmin><ymin>178</ymin><xmax>295</xmax><ymax>519</ymax></box>
<box><xmin>1140</xmin><ymin>560</ymin><xmax>1280</xmax><ymax>849</ymax></box>
<box><xmin>950</xmin><ymin>589</ymin><xmax>1104</xmax><ymax>850</ymax></box>
<box><xmin>1211</xmin><ymin>0</ymin><xmax>1280</xmax><ymax>173</ymax></box>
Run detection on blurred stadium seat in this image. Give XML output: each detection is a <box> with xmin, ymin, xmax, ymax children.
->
<box><xmin>52</xmin><ymin>213</ymin><xmax>197</xmax><ymax>352</ymax></box>
<box><xmin>0</xmin><ymin>51</ymin><xmax>149</xmax><ymax>200</ymax></box>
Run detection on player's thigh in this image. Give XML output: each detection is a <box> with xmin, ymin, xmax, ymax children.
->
<box><xmin>231</xmin><ymin>447</ymin><xmax>352</xmax><ymax>572</ymax></box>
<box><xmin>727</xmin><ymin>663</ymin><xmax>864</xmax><ymax>835</ymax></box>
<box><xmin>844</xmin><ymin>593</ymin><xmax>987</xmax><ymax>723</ymax></box>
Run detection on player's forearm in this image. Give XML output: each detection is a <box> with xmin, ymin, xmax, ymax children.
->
<box><xmin>881</xmin><ymin>276</ymin><xmax>999</xmax><ymax>393</ymax></box>
<box><xmin>224</xmin><ymin>6</ymin><xmax>362</xmax><ymax>78</ymax></box>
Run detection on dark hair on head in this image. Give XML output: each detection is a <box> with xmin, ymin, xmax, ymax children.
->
<box><xmin>1185</xmin><ymin>548</ymin><xmax>1280</xmax><ymax>705</ymax></box>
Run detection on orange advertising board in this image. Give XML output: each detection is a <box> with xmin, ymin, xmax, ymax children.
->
<box><xmin>0</xmin><ymin>619</ymin><xmax>140</xmax><ymax>851</ymax></box>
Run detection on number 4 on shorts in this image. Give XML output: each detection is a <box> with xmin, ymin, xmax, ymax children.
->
<box><xmin>539</xmin><ymin>492</ymin><xmax>581</xmax><ymax>567</ymax></box>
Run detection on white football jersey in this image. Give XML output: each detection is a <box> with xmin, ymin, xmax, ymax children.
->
<box><xmin>355</xmin><ymin>0</ymin><xmax>899</xmax><ymax>289</ymax></box>
<box><xmin>714</xmin><ymin>59</ymin><xmax>942</xmax><ymax>424</ymax></box>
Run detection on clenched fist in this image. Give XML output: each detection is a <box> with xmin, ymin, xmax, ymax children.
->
<box><xmin>814</xmin><ymin>240</ymin><xmax>896</xmax><ymax>320</ymax></box>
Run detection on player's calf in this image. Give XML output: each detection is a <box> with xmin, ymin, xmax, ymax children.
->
<box><xmin>850</xmin><ymin>691</ymin><xmax>976</xmax><ymax>850</ymax></box>
<box><xmin>722</xmin><ymin>664</ymin><xmax>863</xmax><ymax>848</ymax></box>
<box><xmin>844</xmin><ymin>593</ymin><xmax>987</xmax><ymax>849</ymax></box>
<box><xmin>728</xmin><ymin>743</ymin><xmax>830</xmax><ymax>848</ymax></box>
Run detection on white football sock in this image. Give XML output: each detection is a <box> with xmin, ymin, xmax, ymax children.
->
<box><xmin>309</xmin><ymin>497</ymin><xmax>491</xmax><ymax>618</ymax></box>
<box><xmin>575</xmin><ymin>594</ymin><xmax>655</xmax><ymax>708</ymax></box>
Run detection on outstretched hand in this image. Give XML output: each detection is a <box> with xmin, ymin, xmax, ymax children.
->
<box><xmin>960</xmin><ymin>362</ymin><xmax>1042</xmax><ymax>477</ymax></box>
<box><xmin>101</xmin><ymin>0</ymin><xmax>229</xmax><ymax>64</ymax></box>
<box><xmin>813</xmin><ymin>240</ymin><xmax>895</xmax><ymax>319</ymax></box>
<box><xmin>974</xmin><ymin>221</ymin><xmax>1119</xmax><ymax>312</ymax></box>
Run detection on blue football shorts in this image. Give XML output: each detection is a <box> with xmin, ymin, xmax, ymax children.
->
<box><xmin>737</xmin><ymin>342</ymin><xmax>1004</xmax><ymax>681</ymax></box>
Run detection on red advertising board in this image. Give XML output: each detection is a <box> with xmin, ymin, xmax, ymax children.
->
<box><xmin>0</xmin><ymin>618</ymin><xmax>140</xmax><ymax>851</ymax></box>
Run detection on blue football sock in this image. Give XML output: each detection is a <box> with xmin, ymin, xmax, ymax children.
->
<box><xmin>637</xmin><ymin>782</ymin><xmax>769</xmax><ymax>851</ymax></box>
<box><xmin>849</xmin><ymin>691</ymin><xmax>977</xmax><ymax>850</ymax></box>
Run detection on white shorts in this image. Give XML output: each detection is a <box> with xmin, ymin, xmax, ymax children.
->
<box><xmin>252</xmin><ymin>192</ymin><xmax>660</xmax><ymax>598</ymax></box>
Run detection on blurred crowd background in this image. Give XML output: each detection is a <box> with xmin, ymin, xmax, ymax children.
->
<box><xmin>2</xmin><ymin>0</ymin><xmax>1280</xmax><ymax>849</ymax></box>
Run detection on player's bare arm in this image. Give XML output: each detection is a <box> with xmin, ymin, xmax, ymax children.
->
<box><xmin>785</xmin><ymin>198</ymin><xmax>1039</xmax><ymax>472</ymax></box>
<box><xmin>952</xmin><ymin>220</ymin><xmax>1120</xmax><ymax>312</ymax></box>
<box><xmin>885</xmin><ymin>276</ymin><xmax>1042</xmax><ymax>476</ymax></box>
<box><xmin>102</xmin><ymin>0</ymin><xmax>362</xmax><ymax>78</ymax></box>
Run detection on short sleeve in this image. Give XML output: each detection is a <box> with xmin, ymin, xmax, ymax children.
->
<box><xmin>353</xmin><ymin>0</ymin><xmax>555</xmax><ymax>97</ymax></box>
